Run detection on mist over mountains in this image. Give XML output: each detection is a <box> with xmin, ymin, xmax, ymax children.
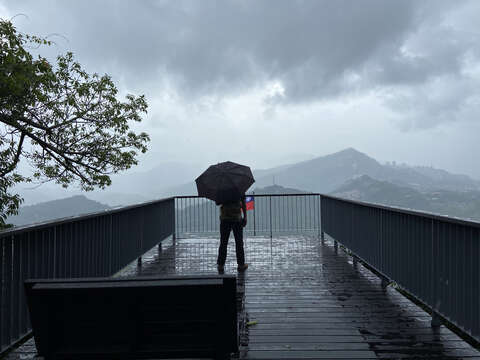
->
<box><xmin>8</xmin><ymin>148</ymin><xmax>480</xmax><ymax>226</ymax></box>
<box><xmin>8</xmin><ymin>196</ymin><xmax>110</xmax><ymax>226</ymax></box>
<box><xmin>253</xmin><ymin>148</ymin><xmax>480</xmax><ymax>193</ymax></box>
<box><xmin>332</xmin><ymin>175</ymin><xmax>480</xmax><ymax>221</ymax></box>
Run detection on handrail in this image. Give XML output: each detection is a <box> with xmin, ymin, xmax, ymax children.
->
<box><xmin>0</xmin><ymin>197</ymin><xmax>175</xmax><ymax>236</ymax></box>
<box><xmin>178</xmin><ymin>193</ymin><xmax>480</xmax><ymax>227</ymax></box>
<box><xmin>320</xmin><ymin>193</ymin><xmax>480</xmax><ymax>228</ymax></box>
<box><xmin>0</xmin><ymin>197</ymin><xmax>175</xmax><ymax>355</ymax></box>
<box><xmin>174</xmin><ymin>193</ymin><xmax>319</xmax><ymax>199</ymax></box>
<box><xmin>320</xmin><ymin>194</ymin><xmax>480</xmax><ymax>343</ymax></box>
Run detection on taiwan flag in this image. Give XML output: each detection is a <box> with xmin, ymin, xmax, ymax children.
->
<box><xmin>245</xmin><ymin>196</ymin><xmax>255</xmax><ymax>211</ymax></box>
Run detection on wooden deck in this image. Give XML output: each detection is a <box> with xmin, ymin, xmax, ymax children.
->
<box><xmin>5</xmin><ymin>235</ymin><xmax>480</xmax><ymax>359</ymax></box>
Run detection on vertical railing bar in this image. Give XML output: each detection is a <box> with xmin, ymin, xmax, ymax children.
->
<box><xmin>194</xmin><ymin>197</ymin><xmax>197</xmax><ymax>235</ymax></box>
<box><xmin>175</xmin><ymin>199</ymin><xmax>179</xmax><ymax>237</ymax></box>
<box><xmin>53</xmin><ymin>226</ymin><xmax>57</xmax><ymax>278</ymax></box>
<box><xmin>296</xmin><ymin>194</ymin><xmax>298</xmax><ymax>233</ymax></box>
<box><xmin>300</xmin><ymin>196</ymin><xmax>308</xmax><ymax>233</ymax></box>
<box><xmin>297</xmin><ymin>195</ymin><xmax>300</xmax><ymax>233</ymax></box>
<box><xmin>269</xmin><ymin>196</ymin><xmax>273</xmax><ymax>240</ymax></box>
<box><xmin>318</xmin><ymin>195</ymin><xmax>321</xmax><ymax>239</ymax></box>
<box><xmin>0</xmin><ymin>235</ymin><xmax>4</xmax><ymax>353</ymax></box>
<box><xmin>286</xmin><ymin>195</ymin><xmax>289</xmax><ymax>233</ymax></box>
<box><xmin>12</xmin><ymin>235</ymin><xmax>20</xmax><ymax>342</ymax></box>
<box><xmin>253</xmin><ymin>193</ymin><xmax>256</xmax><ymax>236</ymax></box>
<box><xmin>174</xmin><ymin>198</ymin><xmax>177</xmax><ymax>238</ymax></box>
<box><xmin>3</xmin><ymin>236</ymin><xmax>12</xmax><ymax>349</ymax></box>
<box><xmin>211</xmin><ymin>198</ymin><xmax>215</xmax><ymax>235</ymax></box>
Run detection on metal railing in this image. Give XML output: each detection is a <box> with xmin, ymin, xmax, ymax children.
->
<box><xmin>176</xmin><ymin>193</ymin><xmax>480</xmax><ymax>342</ymax></box>
<box><xmin>175</xmin><ymin>194</ymin><xmax>321</xmax><ymax>238</ymax></box>
<box><xmin>2</xmin><ymin>192</ymin><xmax>480</xmax><ymax>353</ymax></box>
<box><xmin>321</xmin><ymin>194</ymin><xmax>480</xmax><ymax>343</ymax></box>
<box><xmin>0</xmin><ymin>197</ymin><xmax>174</xmax><ymax>354</ymax></box>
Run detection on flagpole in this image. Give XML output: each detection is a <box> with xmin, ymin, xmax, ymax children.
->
<box><xmin>253</xmin><ymin>191</ymin><xmax>256</xmax><ymax>237</ymax></box>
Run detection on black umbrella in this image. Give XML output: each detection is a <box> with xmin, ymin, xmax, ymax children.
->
<box><xmin>195</xmin><ymin>161</ymin><xmax>255</xmax><ymax>204</ymax></box>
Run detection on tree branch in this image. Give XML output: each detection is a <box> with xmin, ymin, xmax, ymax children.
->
<box><xmin>0</xmin><ymin>132</ymin><xmax>25</xmax><ymax>176</ymax></box>
<box><xmin>1</xmin><ymin>115</ymin><xmax>100</xmax><ymax>174</ymax></box>
<box><xmin>1</xmin><ymin>113</ymin><xmax>50</xmax><ymax>132</ymax></box>
<box><xmin>43</xmin><ymin>146</ymin><xmax>91</xmax><ymax>185</ymax></box>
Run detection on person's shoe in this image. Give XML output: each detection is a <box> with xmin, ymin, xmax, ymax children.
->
<box><xmin>217</xmin><ymin>265</ymin><xmax>225</xmax><ymax>274</ymax></box>
<box><xmin>237</xmin><ymin>263</ymin><xmax>248</xmax><ymax>272</ymax></box>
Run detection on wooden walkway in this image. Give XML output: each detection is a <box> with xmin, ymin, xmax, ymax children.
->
<box><xmin>5</xmin><ymin>235</ymin><xmax>480</xmax><ymax>359</ymax></box>
<box><xmin>128</xmin><ymin>235</ymin><xmax>480</xmax><ymax>359</ymax></box>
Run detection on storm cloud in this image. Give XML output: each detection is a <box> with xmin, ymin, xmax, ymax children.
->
<box><xmin>2</xmin><ymin>0</ymin><xmax>480</xmax><ymax>178</ymax></box>
<box><xmin>4</xmin><ymin>2</ymin><xmax>467</xmax><ymax>97</ymax></box>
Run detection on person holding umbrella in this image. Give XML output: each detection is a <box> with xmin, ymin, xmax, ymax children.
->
<box><xmin>216</xmin><ymin>196</ymin><xmax>249</xmax><ymax>274</ymax></box>
<box><xmin>195</xmin><ymin>161</ymin><xmax>254</xmax><ymax>274</ymax></box>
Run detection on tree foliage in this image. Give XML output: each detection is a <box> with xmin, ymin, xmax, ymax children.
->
<box><xmin>0</xmin><ymin>20</ymin><xmax>150</xmax><ymax>227</ymax></box>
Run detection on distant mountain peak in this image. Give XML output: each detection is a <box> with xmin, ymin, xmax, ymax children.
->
<box><xmin>329</xmin><ymin>147</ymin><xmax>373</xmax><ymax>159</ymax></box>
<box><xmin>7</xmin><ymin>195</ymin><xmax>110</xmax><ymax>226</ymax></box>
<box><xmin>338</xmin><ymin>147</ymin><xmax>363</xmax><ymax>154</ymax></box>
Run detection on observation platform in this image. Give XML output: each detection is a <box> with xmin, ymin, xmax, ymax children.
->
<box><xmin>6</xmin><ymin>234</ymin><xmax>480</xmax><ymax>359</ymax></box>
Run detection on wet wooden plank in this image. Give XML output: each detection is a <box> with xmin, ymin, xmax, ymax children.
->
<box><xmin>233</xmin><ymin>236</ymin><xmax>480</xmax><ymax>359</ymax></box>
<box><xmin>8</xmin><ymin>235</ymin><xmax>479</xmax><ymax>360</ymax></box>
<box><xmin>245</xmin><ymin>350</ymin><xmax>378</xmax><ymax>359</ymax></box>
<box><xmin>131</xmin><ymin>235</ymin><xmax>480</xmax><ymax>359</ymax></box>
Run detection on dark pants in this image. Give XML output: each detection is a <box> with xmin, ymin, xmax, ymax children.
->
<box><xmin>217</xmin><ymin>220</ymin><xmax>245</xmax><ymax>267</ymax></box>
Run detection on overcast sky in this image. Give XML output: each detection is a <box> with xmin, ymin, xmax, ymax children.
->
<box><xmin>2</xmin><ymin>0</ymin><xmax>480</xmax><ymax>178</ymax></box>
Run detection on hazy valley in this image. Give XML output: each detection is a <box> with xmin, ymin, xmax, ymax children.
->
<box><xmin>7</xmin><ymin>148</ymin><xmax>480</xmax><ymax>226</ymax></box>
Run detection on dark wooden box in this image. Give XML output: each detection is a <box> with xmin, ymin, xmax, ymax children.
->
<box><xmin>24</xmin><ymin>275</ymin><xmax>237</xmax><ymax>359</ymax></box>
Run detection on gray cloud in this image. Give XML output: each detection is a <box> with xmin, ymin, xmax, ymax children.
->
<box><xmin>5</xmin><ymin>1</ymin><xmax>448</xmax><ymax>98</ymax></box>
<box><xmin>3</xmin><ymin>0</ymin><xmax>480</xmax><ymax>132</ymax></box>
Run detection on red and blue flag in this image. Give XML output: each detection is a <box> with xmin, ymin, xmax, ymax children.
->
<box><xmin>245</xmin><ymin>196</ymin><xmax>255</xmax><ymax>211</ymax></box>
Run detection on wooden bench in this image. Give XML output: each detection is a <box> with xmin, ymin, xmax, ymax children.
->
<box><xmin>24</xmin><ymin>275</ymin><xmax>238</xmax><ymax>359</ymax></box>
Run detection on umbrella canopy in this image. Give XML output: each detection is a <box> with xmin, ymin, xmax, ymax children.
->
<box><xmin>195</xmin><ymin>161</ymin><xmax>255</xmax><ymax>204</ymax></box>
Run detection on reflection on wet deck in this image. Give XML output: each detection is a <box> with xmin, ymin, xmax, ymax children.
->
<box><xmin>124</xmin><ymin>235</ymin><xmax>480</xmax><ymax>359</ymax></box>
<box><xmin>6</xmin><ymin>235</ymin><xmax>480</xmax><ymax>359</ymax></box>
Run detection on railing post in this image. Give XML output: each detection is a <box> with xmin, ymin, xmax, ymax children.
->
<box><xmin>352</xmin><ymin>256</ymin><xmax>358</xmax><ymax>270</ymax></box>
<box><xmin>319</xmin><ymin>195</ymin><xmax>322</xmax><ymax>237</ymax></box>
<box><xmin>109</xmin><ymin>214</ymin><xmax>113</xmax><ymax>275</ymax></box>
<box><xmin>381</xmin><ymin>277</ymin><xmax>389</xmax><ymax>289</ymax></box>
<box><xmin>319</xmin><ymin>195</ymin><xmax>324</xmax><ymax>243</ymax></box>
<box><xmin>431</xmin><ymin>312</ymin><xmax>441</xmax><ymax>328</ymax></box>
<box><xmin>269</xmin><ymin>196</ymin><xmax>272</xmax><ymax>240</ymax></box>
<box><xmin>334</xmin><ymin>240</ymin><xmax>338</xmax><ymax>254</ymax></box>
<box><xmin>53</xmin><ymin>226</ymin><xmax>57</xmax><ymax>278</ymax></box>
<box><xmin>0</xmin><ymin>236</ymin><xmax>4</xmax><ymax>353</ymax></box>
<box><xmin>253</xmin><ymin>192</ymin><xmax>256</xmax><ymax>237</ymax></box>
<box><xmin>172</xmin><ymin>197</ymin><xmax>177</xmax><ymax>241</ymax></box>
<box><xmin>430</xmin><ymin>218</ymin><xmax>440</xmax><ymax>328</ymax></box>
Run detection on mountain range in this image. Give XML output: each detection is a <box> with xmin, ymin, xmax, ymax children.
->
<box><xmin>253</xmin><ymin>148</ymin><xmax>480</xmax><ymax>193</ymax></box>
<box><xmin>332</xmin><ymin>175</ymin><xmax>480</xmax><ymax>221</ymax></box>
<box><xmin>156</xmin><ymin>148</ymin><xmax>480</xmax><ymax>198</ymax></box>
<box><xmin>7</xmin><ymin>148</ymin><xmax>480</xmax><ymax>226</ymax></box>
